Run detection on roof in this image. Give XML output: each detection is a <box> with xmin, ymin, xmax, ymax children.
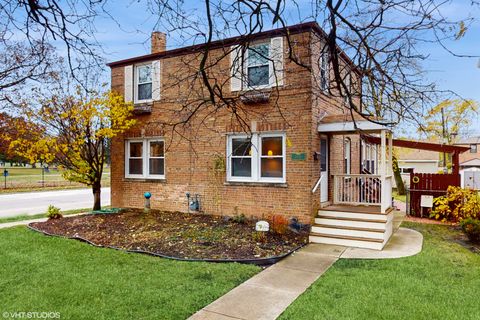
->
<box><xmin>362</xmin><ymin>136</ymin><xmax>470</xmax><ymax>154</ymax></box>
<box><xmin>454</xmin><ymin>137</ymin><xmax>480</xmax><ymax>145</ymax></box>
<box><xmin>317</xmin><ymin>113</ymin><xmax>390</xmax><ymax>133</ymax></box>
<box><xmin>106</xmin><ymin>21</ymin><xmax>360</xmax><ymax>73</ymax></box>
<box><xmin>460</xmin><ymin>158</ymin><xmax>480</xmax><ymax>167</ymax></box>
<box><xmin>396</xmin><ymin>147</ymin><xmax>440</xmax><ymax>161</ymax></box>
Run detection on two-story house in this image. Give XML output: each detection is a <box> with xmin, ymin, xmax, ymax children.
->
<box><xmin>107</xmin><ymin>22</ymin><xmax>395</xmax><ymax>250</ymax></box>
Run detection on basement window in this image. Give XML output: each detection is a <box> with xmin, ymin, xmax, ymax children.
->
<box><xmin>227</xmin><ymin>133</ymin><xmax>286</xmax><ymax>183</ymax></box>
<box><xmin>125</xmin><ymin>138</ymin><xmax>165</xmax><ymax>179</ymax></box>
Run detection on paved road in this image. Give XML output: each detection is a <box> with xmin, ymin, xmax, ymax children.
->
<box><xmin>0</xmin><ymin>188</ymin><xmax>110</xmax><ymax>218</ymax></box>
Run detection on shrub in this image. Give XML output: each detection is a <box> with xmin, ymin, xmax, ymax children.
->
<box><xmin>231</xmin><ymin>213</ymin><xmax>246</xmax><ymax>224</ymax></box>
<box><xmin>460</xmin><ymin>218</ymin><xmax>480</xmax><ymax>243</ymax></box>
<box><xmin>252</xmin><ymin>231</ymin><xmax>267</xmax><ymax>243</ymax></box>
<box><xmin>430</xmin><ymin>186</ymin><xmax>480</xmax><ymax>222</ymax></box>
<box><xmin>270</xmin><ymin>214</ymin><xmax>289</xmax><ymax>235</ymax></box>
<box><xmin>46</xmin><ymin>205</ymin><xmax>63</xmax><ymax>219</ymax></box>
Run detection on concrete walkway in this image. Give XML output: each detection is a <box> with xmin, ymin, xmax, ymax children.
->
<box><xmin>190</xmin><ymin>244</ymin><xmax>345</xmax><ymax>320</ymax></box>
<box><xmin>190</xmin><ymin>224</ymin><xmax>423</xmax><ymax>320</ymax></box>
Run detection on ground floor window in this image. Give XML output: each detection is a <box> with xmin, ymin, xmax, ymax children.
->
<box><xmin>227</xmin><ymin>132</ymin><xmax>286</xmax><ymax>183</ymax></box>
<box><xmin>125</xmin><ymin>138</ymin><xmax>165</xmax><ymax>179</ymax></box>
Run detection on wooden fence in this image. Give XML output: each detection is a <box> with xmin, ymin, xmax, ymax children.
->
<box><xmin>408</xmin><ymin>173</ymin><xmax>460</xmax><ymax>216</ymax></box>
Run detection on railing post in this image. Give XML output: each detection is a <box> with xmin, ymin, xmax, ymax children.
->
<box><xmin>333</xmin><ymin>175</ymin><xmax>337</xmax><ymax>204</ymax></box>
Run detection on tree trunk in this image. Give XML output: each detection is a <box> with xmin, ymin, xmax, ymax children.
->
<box><xmin>392</xmin><ymin>155</ymin><xmax>406</xmax><ymax>195</ymax></box>
<box><xmin>92</xmin><ymin>183</ymin><xmax>101</xmax><ymax>210</ymax></box>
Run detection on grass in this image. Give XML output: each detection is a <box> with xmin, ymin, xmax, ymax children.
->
<box><xmin>0</xmin><ymin>208</ymin><xmax>96</xmax><ymax>224</ymax></box>
<box><xmin>393</xmin><ymin>189</ymin><xmax>407</xmax><ymax>203</ymax></box>
<box><xmin>280</xmin><ymin>222</ymin><xmax>480</xmax><ymax>320</ymax></box>
<box><xmin>0</xmin><ymin>227</ymin><xmax>259</xmax><ymax>319</ymax></box>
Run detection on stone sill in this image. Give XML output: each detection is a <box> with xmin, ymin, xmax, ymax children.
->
<box><xmin>123</xmin><ymin>178</ymin><xmax>166</xmax><ymax>183</ymax></box>
<box><xmin>224</xmin><ymin>181</ymin><xmax>288</xmax><ymax>188</ymax></box>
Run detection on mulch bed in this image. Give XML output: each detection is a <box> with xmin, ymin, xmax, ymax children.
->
<box><xmin>30</xmin><ymin>209</ymin><xmax>308</xmax><ymax>261</ymax></box>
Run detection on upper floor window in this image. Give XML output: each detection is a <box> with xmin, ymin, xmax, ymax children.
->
<box><xmin>227</xmin><ymin>133</ymin><xmax>286</xmax><ymax>183</ymax></box>
<box><xmin>470</xmin><ymin>144</ymin><xmax>477</xmax><ymax>153</ymax></box>
<box><xmin>344</xmin><ymin>73</ymin><xmax>351</xmax><ymax>104</ymax></box>
<box><xmin>135</xmin><ymin>63</ymin><xmax>152</xmax><ymax>102</ymax></box>
<box><xmin>320</xmin><ymin>51</ymin><xmax>329</xmax><ymax>92</ymax></box>
<box><xmin>247</xmin><ymin>43</ymin><xmax>270</xmax><ymax>88</ymax></box>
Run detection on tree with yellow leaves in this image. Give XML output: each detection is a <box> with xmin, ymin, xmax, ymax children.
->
<box><xmin>10</xmin><ymin>88</ymin><xmax>136</xmax><ymax>210</ymax></box>
<box><xmin>422</xmin><ymin>99</ymin><xmax>478</xmax><ymax>170</ymax></box>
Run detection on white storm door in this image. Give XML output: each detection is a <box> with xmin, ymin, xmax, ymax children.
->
<box><xmin>320</xmin><ymin>137</ymin><xmax>328</xmax><ymax>202</ymax></box>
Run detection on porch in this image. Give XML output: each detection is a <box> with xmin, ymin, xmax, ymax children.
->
<box><xmin>310</xmin><ymin>115</ymin><xmax>395</xmax><ymax>250</ymax></box>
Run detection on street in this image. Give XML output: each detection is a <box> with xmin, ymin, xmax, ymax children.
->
<box><xmin>0</xmin><ymin>188</ymin><xmax>111</xmax><ymax>218</ymax></box>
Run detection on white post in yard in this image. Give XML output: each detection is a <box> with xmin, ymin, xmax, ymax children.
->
<box><xmin>380</xmin><ymin>130</ymin><xmax>387</xmax><ymax>213</ymax></box>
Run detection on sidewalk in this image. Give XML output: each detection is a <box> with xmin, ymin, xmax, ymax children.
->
<box><xmin>190</xmin><ymin>244</ymin><xmax>345</xmax><ymax>320</ymax></box>
<box><xmin>0</xmin><ymin>214</ymin><xmax>85</xmax><ymax>229</ymax></box>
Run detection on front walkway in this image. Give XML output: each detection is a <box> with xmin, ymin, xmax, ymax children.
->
<box><xmin>190</xmin><ymin>223</ymin><xmax>423</xmax><ymax>320</ymax></box>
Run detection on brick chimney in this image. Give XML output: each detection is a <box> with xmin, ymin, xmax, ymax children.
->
<box><xmin>151</xmin><ymin>31</ymin><xmax>166</xmax><ymax>54</ymax></box>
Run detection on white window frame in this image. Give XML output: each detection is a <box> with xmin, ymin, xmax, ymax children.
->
<box><xmin>344</xmin><ymin>137</ymin><xmax>351</xmax><ymax>174</ymax></box>
<box><xmin>245</xmin><ymin>42</ymin><xmax>272</xmax><ymax>90</ymax></box>
<box><xmin>125</xmin><ymin>138</ymin><xmax>165</xmax><ymax>179</ymax></box>
<box><xmin>227</xmin><ymin>132</ymin><xmax>286</xmax><ymax>183</ymax></box>
<box><xmin>134</xmin><ymin>62</ymin><xmax>153</xmax><ymax>104</ymax></box>
<box><xmin>320</xmin><ymin>50</ymin><xmax>330</xmax><ymax>92</ymax></box>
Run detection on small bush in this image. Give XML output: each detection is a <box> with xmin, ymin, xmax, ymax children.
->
<box><xmin>231</xmin><ymin>213</ymin><xmax>246</xmax><ymax>224</ymax></box>
<box><xmin>270</xmin><ymin>214</ymin><xmax>289</xmax><ymax>235</ymax></box>
<box><xmin>460</xmin><ymin>218</ymin><xmax>480</xmax><ymax>243</ymax></box>
<box><xmin>46</xmin><ymin>205</ymin><xmax>63</xmax><ymax>219</ymax></box>
<box><xmin>430</xmin><ymin>186</ymin><xmax>480</xmax><ymax>222</ymax></box>
<box><xmin>252</xmin><ymin>231</ymin><xmax>267</xmax><ymax>243</ymax></box>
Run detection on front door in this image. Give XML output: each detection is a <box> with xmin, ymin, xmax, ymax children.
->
<box><xmin>320</xmin><ymin>137</ymin><xmax>328</xmax><ymax>202</ymax></box>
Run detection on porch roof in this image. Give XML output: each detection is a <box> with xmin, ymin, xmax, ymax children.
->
<box><xmin>362</xmin><ymin>136</ymin><xmax>470</xmax><ymax>154</ymax></box>
<box><xmin>317</xmin><ymin>120</ymin><xmax>390</xmax><ymax>134</ymax></box>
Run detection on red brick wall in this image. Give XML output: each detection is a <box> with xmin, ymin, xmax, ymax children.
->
<box><xmin>110</xmin><ymin>30</ymin><xmax>359</xmax><ymax>224</ymax></box>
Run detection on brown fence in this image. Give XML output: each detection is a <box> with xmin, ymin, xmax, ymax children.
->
<box><xmin>408</xmin><ymin>173</ymin><xmax>460</xmax><ymax>216</ymax></box>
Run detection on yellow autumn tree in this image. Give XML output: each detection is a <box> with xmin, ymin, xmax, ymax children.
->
<box><xmin>10</xmin><ymin>88</ymin><xmax>136</xmax><ymax>210</ymax></box>
<box><xmin>421</xmin><ymin>99</ymin><xmax>478</xmax><ymax>170</ymax></box>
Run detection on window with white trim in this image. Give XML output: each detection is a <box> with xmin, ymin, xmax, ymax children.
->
<box><xmin>320</xmin><ymin>51</ymin><xmax>329</xmax><ymax>92</ymax></box>
<box><xmin>247</xmin><ymin>43</ymin><xmax>270</xmax><ymax>88</ymax></box>
<box><xmin>344</xmin><ymin>138</ymin><xmax>351</xmax><ymax>174</ymax></box>
<box><xmin>135</xmin><ymin>63</ymin><xmax>152</xmax><ymax>102</ymax></box>
<box><xmin>227</xmin><ymin>133</ymin><xmax>286</xmax><ymax>183</ymax></box>
<box><xmin>126</xmin><ymin>139</ymin><xmax>165</xmax><ymax>179</ymax></box>
<box><xmin>344</xmin><ymin>73</ymin><xmax>351</xmax><ymax>104</ymax></box>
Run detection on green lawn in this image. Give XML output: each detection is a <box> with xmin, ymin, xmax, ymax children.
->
<box><xmin>0</xmin><ymin>227</ymin><xmax>259</xmax><ymax>319</ymax></box>
<box><xmin>393</xmin><ymin>189</ymin><xmax>407</xmax><ymax>203</ymax></box>
<box><xmin>280</xmin><ymin>222</ymin><xmax>480</xmax><ymax>319</ymax></box>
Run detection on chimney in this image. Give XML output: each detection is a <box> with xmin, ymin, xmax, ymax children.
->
<box><xmin>151</xmin><ymin>31</ymin><xmax>166</xmax><ymax>54</ymax></box>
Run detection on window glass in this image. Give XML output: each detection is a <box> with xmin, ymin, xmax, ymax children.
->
<box><xmin>320</xmin><ymin>138</ymin><xmax>327</xmax><ymax>172</ymax></box>
<box><xmin>149</xmin><ymin>159</ymin><xmax>164</xmax><ymax>175</ymax></box>
<box><xmin>232</xmin><ymin>158</ymin><xmax>252</xmax><ymax>177</ymax></box>
<box><xmin>262</xmin><ymin>137</ymin><xmax>282</xmax><ymax>156</ymax></box>
<box><xmin>232</xmin><ymin>138</ymin><xmax>252</xmax><ymax>156</ymax></box>
<box><xmin>320</xmin><ymin>51</ymin><xmax>329</xmax><ymax>91</ymax></box>
<box><xmin>129</xmin><ymin>159</ymin><xmax>143</xmax><ymax>175</ymax></box>
<box><xmin>130</xmin><ymin>142</ymin><xmax>143</xmax><ymax>157</ymax></box>
<box><xmin>150</xmin><ymin>141</ymin><xmax>164</xmax><ymax>157</ymax></box>
<box><xmin>247</xmin><ymin>43</ymin><xmax>270</xmax><ymax>87</ymax></box>
<box><xmin>137</xmin><ymin>64</ymin><xmax>152</xmax><ymax>101</ymax></box>
<box><xmin>261</xmin><ymin>158</ymin><xmax>283</xmax><ymax>177</ymax></box>
<box><xmin>470</xmin><ymin>144</ymin><xmax>477</xmax><ymax>153</ymax></box>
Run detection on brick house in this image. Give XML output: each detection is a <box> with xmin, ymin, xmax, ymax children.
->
<box><xmin>107</xmin><ymin>22</ymin><xmax>395</xmax><ymax>250</ymax></box>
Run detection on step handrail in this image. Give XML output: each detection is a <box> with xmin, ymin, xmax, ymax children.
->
<box><xmin>312</xmin><ymin>175</ymin><xmax>323</xmax><ymax>193</ymax></box>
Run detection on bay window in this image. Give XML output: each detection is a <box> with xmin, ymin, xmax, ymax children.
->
<box><xmin>126</xmin><ymin>138</ymin><xmax>165</xmax><ymax>179</ymax></box>
<box><xmin>227</xmin><ymin>133</ymin><xmax>286</xmax><ymax>183</ymax></box>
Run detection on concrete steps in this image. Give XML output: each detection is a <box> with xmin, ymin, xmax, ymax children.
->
<box><xmin>309</xmin><ymin>207</ymin><xmax>394</xmax><ymax>250</ymax></box>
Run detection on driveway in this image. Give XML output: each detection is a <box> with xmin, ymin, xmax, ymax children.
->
<box><xmin>0</xmin><ymin>188</ymin><xmax>110</xmax><ymax>218</ymax></box>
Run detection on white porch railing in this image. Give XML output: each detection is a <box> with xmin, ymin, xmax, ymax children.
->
<box><xmin>333</xmin><ymin>174</ymin><xmax>393</xmax><ymax>212</ymax></box>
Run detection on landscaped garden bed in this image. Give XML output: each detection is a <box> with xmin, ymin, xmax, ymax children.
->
<box><xmin>29</xmin><ymin>209</ymin><xmax>308</xmax><ymax>263</ymax></box>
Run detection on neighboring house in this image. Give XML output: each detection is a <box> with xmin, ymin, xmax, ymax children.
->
<box><xmin>454</xmin><ymin>138</ymin><xmax>480</xmax><ymax>189</ymax></box>
<box><xmin>395</xmin><ymin>147</ymin><xmax>440</xmax><ymax>187</ymax></box>
<box><xmin>107</xmin><ymin>22</ymin><xmax>395</xmax><ymax>250</ymax></box>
